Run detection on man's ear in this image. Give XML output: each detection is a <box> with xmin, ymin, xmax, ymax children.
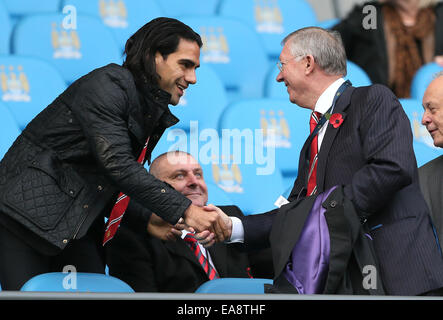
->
<box><xmin>305</xmin><ymin>55</ymin><xmax>315</xmax><ymax>74</ymax></box>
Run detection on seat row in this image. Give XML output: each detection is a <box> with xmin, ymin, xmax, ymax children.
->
<box><xmin>0</xmin><ymin>271</ymin><xmax>272</xmax><ymax>294</ymax></box>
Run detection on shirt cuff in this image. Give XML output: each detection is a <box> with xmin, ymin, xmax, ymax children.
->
<box><xmin>226</xmin><ymin>216</ymin><xmax>244</xmax><ymax>243</ymax></box>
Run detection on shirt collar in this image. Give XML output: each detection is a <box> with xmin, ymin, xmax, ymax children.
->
<box><xmin>314</xmin><ymin>78</ymin><xmax>345</xmax><ymax>115</ymax></box>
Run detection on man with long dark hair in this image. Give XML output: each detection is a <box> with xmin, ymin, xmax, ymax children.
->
<box><xmin>0</xmin><ymin>17</ymin><xmax>226</xmax><ymax>290</ymax></box>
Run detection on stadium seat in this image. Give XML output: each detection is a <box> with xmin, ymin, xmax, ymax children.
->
<box><xmin>156</xmin><ymin>0</ymin><xmax>220</xmax><ymax>17</ymax></box>
<box><xmin>195</xmin><ymin>278</ymin><xmax>273</xmax><ymax>293</ymax></box>
<box><xmin>12</xmin><ymin>13</ymin><xmax>122</xmax><ymax>85</ymax></box>
<box><xmin>0</xmin><ymin>55</ymin><xmax>67</xmax><ymax>130</ymax></box>
<box><xmin>0</xmin><ymin>101</ymin><xmax>20</xmax><ymax>160</ymax></box>
<box><xmin>206</xmin><ymin>181</ymin><xmax>234</xmax><ymax>206</ymax></box>
<box><xmin>316</xmin><ymin>18</ymin><xmax>340</xmax><ymax>29</ymax></box>
<box><xmin>0</xmin><ymin>1</ymin><xmax>11</xmax><ymax>54</ymax></box>
<box><xmin>179</xmin><ymin>16</ymin><xmax>269</xmax><ymax>102</ymax></box>
<box><xmin>265</xmin><ymin>60</ymin><xmax>371</xmax><ymax>99</ymax></box>
<box><xmin>218</xmin><ymin>98</ymin><xmax>311</xmax><ymax>190</ymax></box>
<box><xmin>399</xmin><ymin>98</ymin><xmax>442</xmax><ymax>167</ymax></box>
<box><xmin>218</xmin><ymin>0</ymin><xmax>318</xmax><ymax>60</ymax></box>
<box><xmin>20</xmin><ymin>272</ymin><xmax>134</xmax><ymax>292</ymax></box>
<box><xmin>169</xmin><ymin>64</ymin><xmax>228</xmax><ymax>132</ymax></box>
<box><xmin>149</xmin><ymin>130</ymin><xmax>285</xmax><ymax>215</ymax></box>
<box><xmin>61</xmin><ymin>0</ymin><xmax>164</xmax><ymax>53</ymax></box>
<box><xmin>410</xmin><ymin>62</ymin><xmax>443</xmax><ymax>102</ymax></box>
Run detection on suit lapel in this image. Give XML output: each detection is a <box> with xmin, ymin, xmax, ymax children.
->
<box><xmin>164</xmin><ymin>239</ymin><xmax>205</xmax><ymax>271</ymax></box>
<box><xmin>208</xmin><ymin>242</ymin><xmax>227</xmax><ymax>277</ymax></box>
<box><xmin>317</xmin><ymin>86</ymin><xmax>354</xmax><ymax>192</ymax></box>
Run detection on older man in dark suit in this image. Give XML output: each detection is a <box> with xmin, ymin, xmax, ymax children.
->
<box><xmin>419</xmin><ymin>72</ymin><xmax>443</xmax><ymax>247</ymax></box>
<box><xmin>201</xmin><ymin>27</ymin><xmax>443</xmax><ymax>296</ymax></box>
<box><xmin>106</xmin><ymin>151</ymin><xmax>273</xmax><ymax>292</ymax></box>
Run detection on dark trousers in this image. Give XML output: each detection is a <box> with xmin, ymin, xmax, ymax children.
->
<box><xmin>0</xmin><ymin>222</ymin><xmax>105</xmax><ymax>291</ymax></box>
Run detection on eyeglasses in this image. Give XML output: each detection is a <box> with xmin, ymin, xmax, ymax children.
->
<box><xmin>276</xmin><ymin>55</ymin><xmax>304</xmax><ymax>72</ymax></box>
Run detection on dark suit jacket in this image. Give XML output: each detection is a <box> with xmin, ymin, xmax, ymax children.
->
<box><xmin>419</xmin><ymin>155</ymin><xmax>443</xmax><ymax>245</ymax></box>
<box><xmin>106</xmin><ymin>204</ymin><xmax>273</xmax><ymax>292</ymax></box>
<box><xmin>242</xmin><ymin>84</ymin><xmax>443</xmax><ymax>295</ymax></box>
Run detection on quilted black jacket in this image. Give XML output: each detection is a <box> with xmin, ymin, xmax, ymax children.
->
<box><xmin>0</xmin><ymin>63</ymin><xmax>192</xmax><ymax>254</ymax></box>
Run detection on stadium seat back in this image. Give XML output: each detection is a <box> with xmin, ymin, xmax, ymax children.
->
<box><xmin>195</xmin><ymin>277</ymin><xmax>273</xmax><ymax>293</ymax></box>
<box><xmin>0</xmin><ymin>1</ymin><xmax>11</xmax><ymax>54</ymax></box>
<box><xmin>180</xmin><ymin>16</ymin><xmax>269</xmax><ymax>102</ymax></box>
<box><xmin>0</xmin><ymin>55</ymin><xmax>67</xmax><ymax>130</ymax></box>
<box><xmin>265</xmin><ymin>60</ymin><xmax>371</xmax><ymax>99</ymax></box>
<box><xmin>156</xmin><ymin>0</ymin><xmax>220</xmax><ymax>17</ymax></box>
<box><xmin>0</xmin><ymin>101</ymin><xmax>21</xmax><ymax>160</ymax></box>
<box><xmin>218</xmin><ymin>0</ymin><xmax>317</xmax><ymax>60</ymax></box>
<box><xmin>20</xmin><ymin>272</ymin><xmax>134</xmax><ymax>292</ymax></box>
<box><xmin>12</xmin><ymin>13</ymin><xmax>122</xmax><ymax>84</ymax></box>
<box><xmin>399</xmin><ymin>98</ymin><xmax>442</xmax><ymax>167</ymax></box>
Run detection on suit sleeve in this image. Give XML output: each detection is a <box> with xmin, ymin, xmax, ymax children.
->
<box><xmin>343</xmin><ymin>85</ymin><xmax>417</xmax><ymax>219</ymax></box>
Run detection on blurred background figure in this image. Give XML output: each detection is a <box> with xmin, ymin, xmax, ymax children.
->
<box><xmin>333</xmin><ymin>0</ymin><xmax>443</xmax><ymax>98</ymax></box>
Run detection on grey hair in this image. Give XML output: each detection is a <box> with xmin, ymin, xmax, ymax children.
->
<box><xmin>282</xmin><ymin>27</ymin><xmax>347</xmax><ymax>77</ymax></box>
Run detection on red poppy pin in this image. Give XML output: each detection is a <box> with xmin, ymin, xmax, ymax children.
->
<box><xmin>325</xmin><ymin>113</ymin><xmax>344</xmax><ymax>128</ymax></box>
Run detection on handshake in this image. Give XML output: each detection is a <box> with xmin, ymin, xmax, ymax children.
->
<box><xmin>148</xmin><ymin>204</ymin><xmax>233</xmax><ymax>247</ymax></box>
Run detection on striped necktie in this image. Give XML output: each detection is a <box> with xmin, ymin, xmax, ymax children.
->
<box><xmin>307</xmin><ymin>111</ymin><xmax>322</xmax><ymax>196</ymax></box>
<box><xmin>184</xmin><ymin>233</ymin><xmax>219</xmax><ymax>280</ymax></box>
<box><xmin>103</xmin><ymin>138</ymin><xmax>149</xmax><ymax>246</ymax></box>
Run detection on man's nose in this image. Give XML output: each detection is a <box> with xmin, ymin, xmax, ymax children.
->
<box><xmin>421</xmin><ymin>110</ymin><xmax>431</xmax><ymax>126</ymax></box>
<box><xmin>186</xmin><ymin>69</ymin><xmax>197</xmax><ymax>85</ymax></box>
<box><xmin>276</xmin><ymin>71</ymin><xmax>284</xmax><ymax>82</ymax></box>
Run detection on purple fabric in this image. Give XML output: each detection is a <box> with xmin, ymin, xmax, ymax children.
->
<box><xmin>283</xmin><ymin>186</ymin><xmax>337</xmax><ymax>294</ymax></box>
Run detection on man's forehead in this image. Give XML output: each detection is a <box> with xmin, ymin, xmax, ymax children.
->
<box><xmin>160</xmin><ymin>153</ymin><xmax>201</xmax><ymax>172</ymax></box>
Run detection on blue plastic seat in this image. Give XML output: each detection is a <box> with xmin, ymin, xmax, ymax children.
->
<box><xmin>169</xmin><ymin>64</ymin><xmax>228</xmax><ymax>132</ymax></box>
<box><xmin>20</xmin><ymin>272</ymin><xmax>134</xmax><ymax>292</ymax></box>
<box><xmin>12</xmin><ymin>13</ymin><xmax>122</xmax><ymax>85</ymax></box>
<box><xmin>399</xmin><ymin>98</ymin><xmax>442</xmax><ymax>167</ymax></box>
<box><xmin>410</xmin><ymin>62</ymin><xmax>443</xmax><ymax>102</ymax></box>
<box><xmin>180</xmin><ymin>16</ymin><xmax>269</xmax><ymax>102</ymax></box>
<box><xmin>206</xmin><ymin>181</ymin><xmax>234</xmax><ymax>206</ymax></box>
<box><xmin>61</xmin><ymin>0</ymin><xmax>164</xmax><ymax>53</ymax></box>
<box><xmin>265</xmin><ymin>60</ymin><xmax>371</xmax><ymax>99</ymax></box>
<box><xmin>0</xmin><ymin>55</ymin><xmax>67</xmax><ymax>130</ymax></box>
<box><xmin>195</xmin><ymin>278</ymin><xmax>273</xmax><ymax>293</ymax></box>
<box><xmin>149</xmin><ymin>130</ymin><xmax>285</xmax><ymax>215</ymax></box>
<box><xmin>0</xmin><ymin>1</ymin><xmax>11</xmax><ymax>54</ymax></box>
<box><xmin>156</xmin><ymin>0</ymin><xmax>220</xmax><ymax>17</ymax></box>
<box><xmin>0</xmin><ymin>101</ymin><xmax>20</xmax><ymax>160</ymax></box>
<box><xmin>218</xmin><ymin>0</ymin><xmax>318</xmax><ymax>61</ymax></box>
<box><xmin>218</xmin><ymin>98</ymin><xmax>311</xmax><ymax>190</ymax></box>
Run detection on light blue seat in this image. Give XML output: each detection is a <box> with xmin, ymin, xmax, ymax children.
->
<box><xmin>265</xmin><ymin>60</ymin><xmax>371</xmax><ymax>99</ymax></box>
<box><xmin>218</xmin><ymin>98</ymin><xmax>311</xmax><ymax>190</ymax></box>
<box><xmin>20</xmin><ymin>272</ymin><xmax>134</xmax><ymax>292</ymax></box>
<box><xmin>0</xmin><ymin>101</ymin><xmax>20</xmax><ymax>160</ymax></box>
<box><xmin>61</xmin><ymin>0</ymin><xmax>164</xmax><ymax>53</ymax></box>
<box><xmin>316</xmin><ymin>18</ymin><xmax>340</xmax><ymax>29</ymax></box>
<box><xmin>0</xmin><ymin>55</ymin><xmax>67</xmax><ymax>130</ymax></box>
<box><xmin>169</xmin><ymin>64</ymin><xmax>228</xmax><ymax>132</ymax></box>
<box><xmin>156</xmin><ymin>0</ymin><xmax>220</xmax><ymax>17</ymax></box>
<box><xmin>12</xmin><ymin>13</ymin><xmax>122</xmax><ymax>85</ymax></box>
<box><xmin>180</xmin><ymin>16</ymin><xmax>269</xmax><ymax>102</ymax></box>
<box><xmin>410</xmin><ymin>62</ymin><xmax>443</xmax><ymax>102</ymax></box>
<box><xmin>218</xmin><ymin>0</ymin><xmax>318</xmax><ymax>61</ymax></box>
<box><xmin>195</xmin><ymin>278</ymin><xmax>273</xmax><ymax>293</ymax></box>
<box><xmin>399</xmin><ymin>98</ymin><xmax>442</xmax><ymax>167</ymax></box>
<box><xmin>0</xmin><ymin>1</ymin><xmax>11</xmax><ymax>54</ymax></box>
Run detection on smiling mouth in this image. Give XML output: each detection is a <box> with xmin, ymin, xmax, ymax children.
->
<box><xmin>177</xmin><ymin>84</ymin><xmax>187</xmax><ymax>95</ymax></box>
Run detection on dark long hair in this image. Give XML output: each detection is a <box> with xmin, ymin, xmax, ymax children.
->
<box><xmin>123</xmin><ymin>17</ymin><xmax>202</xmax><ymax>87</ymax></box>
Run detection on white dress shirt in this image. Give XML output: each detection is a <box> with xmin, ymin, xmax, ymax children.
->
<box><xmin>182</xmin><ymin>229</ymin><xmax>219</xmax><ymax>273</ymax></box>
<box><xmin>228</xmin><ymin>78</ymin><xmax>346</xmax><ymax>243</ymax></box>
